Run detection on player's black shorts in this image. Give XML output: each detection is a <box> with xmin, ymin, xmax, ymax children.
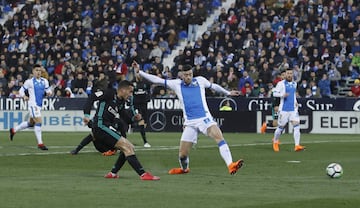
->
<box><xmin>92</xmin><ymin>126</ymin><xmax>122</xmax><ymax>152</ymax></box>
<box><xmin>135</xmin><ymin>103</ymin><xmax>148</xmax><ymax>122</ymax></box>
<box><xmin>93</xmin><ymin>139</ymin><xmax>112</xmax><ymax>153</ymax></box>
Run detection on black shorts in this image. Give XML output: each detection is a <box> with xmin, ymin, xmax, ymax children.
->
<box><xmin>92</xmin><ymin>126</ymin><xmax>122</xmax><ymax>152</ymax></box>
<box><xmin>135</xmin><ymin>103</ymin><xmax>148</xmax><ymax>123</ymax></box>
<box><xmin>93</xmin><ymin>139</ymin><xmax>112</xmax><ymax>153</ymax></box>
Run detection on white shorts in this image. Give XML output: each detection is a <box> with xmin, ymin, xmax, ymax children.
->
<box><xmin>180</xmin><ymin>116</ymin><xmax>217</xmax><ymax>144</ymax></box>
<box><xmin>28</xmin><ymin>105</ymin><xmax>42</xmax><ymax>118</ymax></box>
<box><xmin>277</xmin><ymin>111</ymin><xmax>299</xmax><ymax>127</ymax></box>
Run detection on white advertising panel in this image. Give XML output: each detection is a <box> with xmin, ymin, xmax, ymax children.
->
<box><xmin>312</xmin><ymin>111</ymin><xmax>360</xmax><ymax>134</ymax></box>
<box><xmin>0</xmin><ymin>110</ymin><xmax>93</xmax><ymax>132</ymax></box>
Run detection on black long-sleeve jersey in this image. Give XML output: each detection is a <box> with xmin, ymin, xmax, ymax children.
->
<box><xmin>83</xmin><ymin>88</ymin><xmax>127</xmax><ymax>131</ymax></box>
<box><xmin>133</xmin><ymin>80</ymin><xmax>150</xmax><ymax>105</ymax></box>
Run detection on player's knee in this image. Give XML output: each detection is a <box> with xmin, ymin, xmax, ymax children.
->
<box><xmin>208</xmin><ymin>126</ymin><xmax>223</xmax><ymax>141</ymax></box>
<box><xmin>116</xmin><ymin>139</ymin><xmax>135</xmax><ymax>156</ymax></box>
<box><xmin>278</xmin><ymin>125</ymin><xmax>285</xmax><ymax>129</ymax></box>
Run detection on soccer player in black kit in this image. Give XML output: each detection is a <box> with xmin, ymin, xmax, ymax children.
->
<box><xmin>131</xmin><ymin>73</ymin><xmax>151</xmax><ymax>147</ymax></box>
<box><xmin>82</xmin><ymin>80</ymin><xmax>159</xmax><ymax>180</ymax></box>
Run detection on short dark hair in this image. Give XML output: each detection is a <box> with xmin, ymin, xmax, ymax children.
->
<box><xmin>118</xmin><ymin>80</ymin><xmax>133</xmax><ymax>89</ymax></box>
<box><xmin>33</xmin><ymin>64</ymin><xmax>42</xmax><ymax>68</ymax></box>
<box><xmin>182</xmin><ymin>64</ymin><xmax>193</xmax><ymax>71</ymax></box>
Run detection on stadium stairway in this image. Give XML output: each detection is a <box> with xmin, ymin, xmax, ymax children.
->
<box><xmin>0</xmin><ymin>3</ymin><xmax>24</xmax><ymax>25</ymax></box>
<box><xmin>162</xmin><ymin>0</ymin><xmax>237</xmax><ymax>69</ymax></box>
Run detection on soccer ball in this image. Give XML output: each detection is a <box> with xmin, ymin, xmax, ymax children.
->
<box><xmin>326</xmin><ymin>163</ymin><xmax>343</xmax><ymax>178</ymax></box>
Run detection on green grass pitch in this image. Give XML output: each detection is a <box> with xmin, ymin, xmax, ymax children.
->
<box><xmin>0</xmin><ymin>131</ymin><xmax>359</xmax><ymax>208</ymax></box>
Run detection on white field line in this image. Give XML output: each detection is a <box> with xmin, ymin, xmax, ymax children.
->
<box><xmin>0</xmin><ymin>139</ymin><xmax>359</xmax><ymax>157</ymax></box>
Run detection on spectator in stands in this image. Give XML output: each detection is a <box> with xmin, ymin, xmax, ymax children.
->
<box><xmin>71</xmin><ymin>72</ymin><xmax>88</xmax><ymax>94</ymax></box>
<box><xmin>219</xmin><ymin>100</ymin><xmax>232</xmax><ymax>111</ymax></box>
<box><xmin>64</xmin><ymin>87</ymin><xmax>75</xmax><ymax>98</ymax></box>
<box><xmin>297</xmin><ymin>79</ymin><xmax>309</xmax><ymax>98</ymax></box>
<box><xmin>114</xmin><ymin>56</ymin><xmax>128</xmax><ymax>81</ymax></box>
<box><xmin>148</xmin><ymin>42</ymin><xmax>163</xmax><ymax>62</ymax></box>
<box><xmin>75</xmin><ymin>88</ymin><xmax>88</xmax><ymax>98</ymax></box>
<box><xmin>318</xmin><ymin>74</ymin><xmax>332</xmax><ymax>98</ymax></box>
<box><xmin>351</xmin><ymin>51</ymin><xmax>360</xmax><ymax>75</ymax></box>
<box><xmin>238</xmin><ymin>71</ymin><xmax>254</xmax><ymax>90</ymax></box>
<box><xmin>327</xmin><ymin>63</ymin><xmax>341</xmax><ymax>94</ymax></box>
<box><xmin>335</xmin><ymin>54</ymin><xmax>350</xmax><ymax>79</ymax></box>
<box><xmin>1</xmin><ymin>0</ymin><xmax>359</xmax><ymax>99</ymax></box>
<box><xmin>351</xmin><ymin>79</ymin><xmax>360</xmax><ymax>97</ymax></box>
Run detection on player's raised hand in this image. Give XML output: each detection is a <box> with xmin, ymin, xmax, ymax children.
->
<box><xmin>229</xmin><ymin>90</ymin><xmax>241</xmax><ymax>96</ymax></box>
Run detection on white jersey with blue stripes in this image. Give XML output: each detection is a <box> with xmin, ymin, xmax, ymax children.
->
<box><xmin>166</xmin><ymin>76</ymin><xmax>211</xmax><ymax>122</ymax></box>
<box><xmin>272</xmin><ymin>79</ymin><xmax>297</xmax><ymax>112</ymax></box>
<box><xmin>20</xmin><ymin>77</ymin><xmax>51</xmax><ymax>107</ymax></box>
<box><xmin>139</xmin><ymin>71</ymin><xmax>230</xmax><ymax>123</ymax></box>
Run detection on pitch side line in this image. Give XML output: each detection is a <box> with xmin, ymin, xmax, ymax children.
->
<box><xmin>0</xmin><ymin>139</ymin><xmax>359</xmax><ymax>157</ymax></box>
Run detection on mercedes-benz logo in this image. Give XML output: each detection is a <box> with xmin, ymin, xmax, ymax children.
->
<box><xmin>149</xmin><ymin>111</ymin><xmax>166</xmax><ymax>131</ymax></box>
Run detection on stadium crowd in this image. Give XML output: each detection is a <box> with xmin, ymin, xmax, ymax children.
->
<box><xmin>0</xmin><ymin>0</ymin><xmax>359</xmax><ymax>99</ymax></box>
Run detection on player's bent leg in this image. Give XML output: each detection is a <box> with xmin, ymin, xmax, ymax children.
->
<box><xmin>207</xmin><ymin>125</ymin><xmax>244</xmax><ymax>174</ymax></box>
<box><xmin>272</xmin><ymin>125</ymin><xmax>284</xmax><ymax>152</ymax></box>
<box><xmin>115</xmin><ymin>138</ymin><xmax>159</xmax><ymax>180</ymax></box>
<box><xmin>115</xmin><ymin>138</ymin><xmax>135</xmax><ymax>156</ymax></box>
<box><xmin>71</xmin><ymin>134</ymin><xmax>94</xmax><ymax>155</ymax></box>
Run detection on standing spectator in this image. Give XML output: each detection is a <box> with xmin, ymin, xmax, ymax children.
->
<box><xmin>187</xmin><ymin>3</ymin><xmax>201</xmax><ymax>42</ymax></box>
<box><xmin>351</xmin><ymin>51</ymin><xmax>360</xmax><ymax>75</ymax></box>
<box><xmin>327</xmin><ymin>64</ymin><xmax>341</xmax><ymax>94</ymax></box>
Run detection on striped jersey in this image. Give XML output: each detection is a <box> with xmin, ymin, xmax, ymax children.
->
<box><xmin>20</xmin><ymin>77</ymin><xmax>52</xmax><ymax>107</ymax></box>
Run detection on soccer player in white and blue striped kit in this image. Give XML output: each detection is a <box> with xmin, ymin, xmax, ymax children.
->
<box><xmin>134</xmin><ymin>62</ymin><xmax>244</xmax><ymax>175</ymax></box>
<box><xmin>10</xmin><ymin>64</ymin><xmax>53</xmax><ymax>150</ymax></box>
<box><xmin>272</xmin><ymin>68</ymin><xmax>305</xmax><ymax>152</ymax></box>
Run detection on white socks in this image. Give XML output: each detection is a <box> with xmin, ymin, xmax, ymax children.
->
<box><xmin>293</xmin><ymin>124</ymin><xmax>301</xmax><ymax>145</ymax></box>
<box><xmin>34</xmin><ymin>124</ymin><xmax>43</xmax><ymax>144</ymax></box>
<box><xmin>218</xmin><ymin>140</ymin><xmax>232</xmax><ymax>166</ymax></box>
<box><xmin>14</xmin><ymin>121</ymin><xmax>29</xmax><ymax>132</ymax></box>
<box><xmin>273</xmin><ymin>127</ymin><xmax>283</xmax><ymax>142</ymax></box>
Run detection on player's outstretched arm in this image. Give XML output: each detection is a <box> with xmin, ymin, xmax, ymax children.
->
<box><xmin>229</xmin><ymin>90</ymin><xmax>241</xmax><ymax>96</ymax></box>
<box><xmin>209</xmin><ymin>82</ymin><xmax>235</xmax><ymax>96</ymax></box>
<box><xmin>132</xmin><ymin>61</ymin><xmax>165</xmax><ymax>85</ymax></box>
